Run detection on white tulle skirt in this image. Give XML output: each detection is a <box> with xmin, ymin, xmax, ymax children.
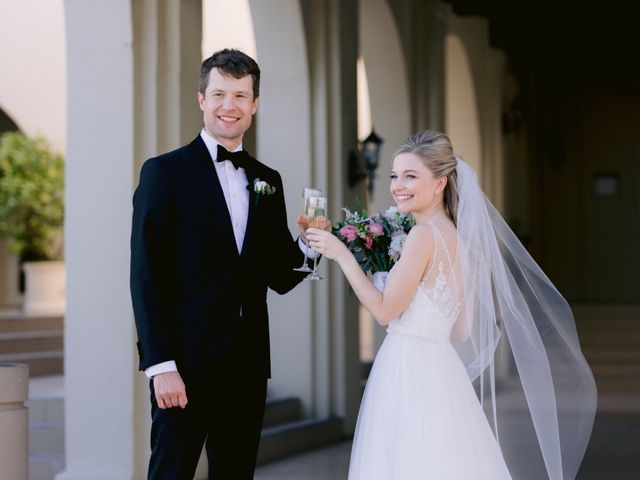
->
<box><xmin>348</xmin><ymin>332</ymin><xmax>512</xmax><ymax>480</ymax></box>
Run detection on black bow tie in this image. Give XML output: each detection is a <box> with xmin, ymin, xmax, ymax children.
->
<box><xmin>216</xmin><ymin>144</ymin><xmax>249</xmax><ymax>170</ymax></box>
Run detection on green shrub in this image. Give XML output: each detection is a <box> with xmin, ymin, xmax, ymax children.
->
<box><xmin>0</xmin><ymin>132</ymin><xmax>64</xmax><ymax>261</ymax></box>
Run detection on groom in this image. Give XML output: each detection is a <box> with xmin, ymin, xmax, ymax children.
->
<box><xmin>131</xmin><ymin>49</ymin><xmax>319</xmax><ymax>479</ymax></box>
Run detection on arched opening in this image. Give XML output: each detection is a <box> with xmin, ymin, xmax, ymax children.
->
<box><xmin>358</xmin><ymin>0</ymin><xmax>412</xmax><ymax>371</ymax></box>
<box><xmin>0</xmin><ymin>107</ymin><xmax>23</xmax><ymax>309</ymax></box>
<box><xmin>0</xmin><ymin>108</ymin><xmax>19</xmax><ymax>136</ymax></box>
<box><xmin>444</xmin><ymin>34</ymin><xmax>482</xmax><ymax>181</ymax></box>
<box><xmin>203</xmin><ymin>0</ymin><xmax>316</xmax><ymax>412</ymax></box>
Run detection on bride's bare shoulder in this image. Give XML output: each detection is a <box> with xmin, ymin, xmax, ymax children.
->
<box><xmin>408</xmin><ymin>222</ymin><xmax>436</xmax><ymax>238</ymax></box>
<box><xmin>402</xmin><ymin>223</ymin><xmax>436</xmax><ymax>259</ymax></box>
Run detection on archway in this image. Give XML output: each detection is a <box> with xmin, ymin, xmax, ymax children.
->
<box><xmin>0</xmin><ymin>108</ymin><xmax>23</xmax><ymax>309</ymax></box>
<box><xmin>444</xmin><ymin>33</ymin><xmax>482</xmax><ymax>180</ymax></box>
<box><xmin>203</xmin><ymin>0</ymin><xmax>317</xmax><ymax>413</ymax></box>
<box><xmin>358</xmin><ymin>0</ymin><xmax>412</xmax><ymax>366</ymax></box>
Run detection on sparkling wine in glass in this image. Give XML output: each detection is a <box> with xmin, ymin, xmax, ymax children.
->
<box><xmin>294</xmin><ymin>188</ymin><xmax>322</xmax><ymax>273</ymax></box>
<box><xmin>306</xmin><ymin>196</ymin><xmax>327</xmax><ymax>280</ymax></box>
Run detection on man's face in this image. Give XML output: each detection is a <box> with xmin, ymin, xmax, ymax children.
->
<box><xmin>198</xmin><ymin>68</ymin><xmax>258</xmax><ymax>149</ymax></box>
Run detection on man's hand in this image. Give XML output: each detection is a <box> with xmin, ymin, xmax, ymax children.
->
<box><xmin>153</xmin><ymin>371</ymin><xmax>188</xmax><ymax>409</ymax></box>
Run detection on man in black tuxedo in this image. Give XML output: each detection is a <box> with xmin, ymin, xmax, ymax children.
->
<box><xmin>131</xmin><ymin>49</ymin><xmax>321</xmax><ymax>479</ymax></box>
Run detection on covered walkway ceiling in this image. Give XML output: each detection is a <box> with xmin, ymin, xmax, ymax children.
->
<box><xmin>446</xmin><ymin>0</ymin><xmax>640</xmax><ymax>93</ymax></box>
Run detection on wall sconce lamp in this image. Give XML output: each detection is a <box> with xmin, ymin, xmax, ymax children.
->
<box><xmin>348</xmin><ymin>129</ymin><xmax>384</xmax><ymax>196</ymax></box>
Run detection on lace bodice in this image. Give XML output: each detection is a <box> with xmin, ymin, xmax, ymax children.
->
<box><xmin>387</xmin><ymin>223</ymin><xmax>463</xmax><ymax>341</ymax></box>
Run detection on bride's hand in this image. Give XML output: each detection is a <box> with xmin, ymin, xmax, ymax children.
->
<box><xmin>297</xmin><ymin>215</ymin><xmax>331</xmax><ymax>242</ymax></box>
<box><xmin>306</xmin><ymin>228</ymin><xmax>349</xmax><ymax>262</ymax></box>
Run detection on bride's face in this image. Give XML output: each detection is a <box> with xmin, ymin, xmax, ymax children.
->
<box><xmin>390</xmin><ymin>152</ymin><xmax>443</xmax><ymax>215</ymax></box>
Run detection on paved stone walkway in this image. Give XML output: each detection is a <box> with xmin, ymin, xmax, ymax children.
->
<box><xmin>256</xmin><ymin>402</ymin><xmax>640</xmax><ymax>480</ymax></box>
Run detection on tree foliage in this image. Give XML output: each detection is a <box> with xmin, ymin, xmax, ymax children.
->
<box><xmin>0</xmin><ymin>132</ymin><xmax>64</xmax><ymax>260</ymax></box>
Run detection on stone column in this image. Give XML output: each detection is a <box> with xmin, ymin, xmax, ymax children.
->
<box><xmin>249</xmin><ymin>0</ymin><xmax>315</xmax><ymax>411</ymax></box>
<box><xmin>61</xmin><ymin>1</ymin><xmax>204</xmax><ymax>477</ymax></box>
<box><xmin>393</xmin><ymin>0</ymin><xmax>448</xmax><ymax>133</ymax></box>
<box><xmin>0</xmin><ymin>363</ymin><xmax>28</xmax><ymax>480</ymax></box>
<box><xmin>132</xmin><ymin>1</ymin><xmax>204</xmax><ymax>475</ymax></box>
<box><xmin>58</xmin><ymin>1</ymin><xmax>137</xmax><ymax>478</ymax></box>
<box><xmin>303</xmin><ymin>0</ymin><xmax>361</xmax><ymax>431</ymax></box>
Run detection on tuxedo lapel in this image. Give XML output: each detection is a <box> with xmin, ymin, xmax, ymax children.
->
<box><xmin>241</xmin><ymin>157</ymin><xmax>259</xmax><ymax>258</ymax></box>
<box><xmin>189</xmin><ymin>136</ymin><xmax>239</xmax><ymax>258</ymax></box>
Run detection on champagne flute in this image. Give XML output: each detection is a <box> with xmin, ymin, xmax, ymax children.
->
<box><xmin>306</xmin><ymin>196</ymin><xmax>328</xmax><ymax>280</ymax></box>
<box><xmin>294</xmin><ymin>188</ymin><xmax>322</xmax><ymax>273</ymax></box>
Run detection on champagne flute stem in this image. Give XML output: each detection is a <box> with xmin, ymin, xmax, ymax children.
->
<box><xmin>300</xmin><ymin>234</ymin><xmax>309</xmax><ymax>266</ymax></box>
<box><xmin>312</xmin><ymin>248</ymin><xmax>319</xmax><ymax>274</ymax></box>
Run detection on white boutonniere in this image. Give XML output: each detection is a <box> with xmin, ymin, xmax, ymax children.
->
<box><xmin>253</xmin><ymin>178</ymin><xmax>276</xmax><ymax>205</ymax></box>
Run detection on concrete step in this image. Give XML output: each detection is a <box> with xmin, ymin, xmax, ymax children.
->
<box><xmin>595</xmin><ymin>379</ymin><xmax>640</xmax><ymax>393</ymax></box>
<box><xmin>571</xmin><ymin>305</ymin><xmax>640</xmax><ymax>397</ymax></box>
<box><xmin>577</xmin><ymin>320</ymin><xmax>640</xmax><ymax>331</ymax></box>
<box><xmin>579</xmin><ymin>334</ymin><xmax>640</xmax><ymax>347</ymax></box>
<box><xmin>28</xmin><ymin>454</ymin><xmax>65</xmax><ymax>480</ymax></box>
<box><xmin>591</xmin><ymin>364</ymin><xmax>640</xmax><ymax>378</ymax></box>
<box><xmin>0</xmin><ymin>330</ymin><xmax>63</xmax><ymax>354</ymax></box>
<box><xmin>572</xmin><ymin>305</ymin><xmax>640</xmax><ymax>317</ymax></box>
<box><xmin>582</xmin><ymin>349</ymin><xmax>640</xmax><ymax>362</ymax></box>
<box><xmin>0</xmin><ymin>310</ymin><xmax>64</xmax><ymax>377</ymax></box>
<box><xmin>27</xmin><ymin>397</ymin><xmax>64</xmax><ymax>426</ymax></box>
<box><xmin>0</xmin><ymin>351</ymin><xmax>63</xmax><ymax>376</ymax></box>
<box><xmin>257</xmin><ymin>417</ymin><xmax>344</xmax><ymax>465</ymax></box>
<box><xmin>23</xmin><ymin>379</ymin><xmax>342</xmax><ymax>478</ymax></box>
<box><xmin>0</xmin><ymin>315</ymin><xmax>63</xmax><ymax>334</ymax></box>
<box><xmin>27</xmin><ymin>380</ymin><xmax>65</xmax><ymax>479</ymax></box>
<box><xmin>29</xmin><ymin>423</ymin><xmax>65</xmax><ymax>456</ymax></box>
<box><xmin>263</xmin><ymin>397</ymin><xmax>302</xmax><ymax>428</ymax></box>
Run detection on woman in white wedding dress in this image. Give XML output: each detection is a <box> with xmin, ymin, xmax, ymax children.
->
<box><xmin>307</xmin><ymin>130</ymin><xmax>596</xmax><ymax>480</ymax></box>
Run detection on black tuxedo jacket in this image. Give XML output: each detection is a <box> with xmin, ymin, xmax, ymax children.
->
<box><xmin>130</xmin><ymin>135</ymin><xmax>307</xmax><ymax>380</ymax></box>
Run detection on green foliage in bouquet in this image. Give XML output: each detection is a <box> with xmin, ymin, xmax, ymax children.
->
<box><xmin>0</xmin><ymin>132</ymin><xmax>64</xmax><ymax>261</ymax></box>
<box><xmin>332</xmin><ymin>198</ymin><xmax>415</xmax><ymax>274</ymax></box>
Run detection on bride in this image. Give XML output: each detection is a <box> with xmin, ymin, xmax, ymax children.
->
<box><xmin>306</xmin><ymin>130</ymin><xmax>596</xmax><ymax>479</ymax></box>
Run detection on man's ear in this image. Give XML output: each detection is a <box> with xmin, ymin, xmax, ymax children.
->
<box><xmin>251</xmin><ymin>96</ymin><xmax>260</xmax><ymax>115</ymax></box>
<box><xmin>197</xmin><ymin>91</ymin><xmax>205</xmax><ymax>112</ymax></box>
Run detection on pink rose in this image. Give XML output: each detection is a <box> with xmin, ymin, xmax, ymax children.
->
<box><xmin>340</xmin><ymin>224</ymin><xmax>358</xmax><ymax>242</ymax></box>
<box><xmin>364</xmin><ymin>236</ymin><xmax>373</xmax><ymax>249</ymax></box>
<box><xmin>368</xmin><ymin>223</ymin><xmax>384</xmax><ymax>236</ymax></box>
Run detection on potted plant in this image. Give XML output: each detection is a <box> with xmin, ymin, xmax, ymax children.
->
<box><xmin>0</xmin><ymin>131</ymin><xmax>65</xmax><ymax>316</ymax></box>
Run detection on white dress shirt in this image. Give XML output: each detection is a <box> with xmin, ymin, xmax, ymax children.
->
<box><xmin>144</xmin><ymin>129</ymin><xmax>316</xmax><ymax>378</ymax></box>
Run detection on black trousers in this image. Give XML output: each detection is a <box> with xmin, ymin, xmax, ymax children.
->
<box><xmin>147</xmin><ymin>365</ymin><xmax>268</xmax><ymax>480</ymax></box>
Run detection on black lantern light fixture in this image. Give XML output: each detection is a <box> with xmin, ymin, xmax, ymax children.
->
<box><xmin>348</xmin><ymin>128</ymin><xmax>384</xmax><ymax>196</ymax></box>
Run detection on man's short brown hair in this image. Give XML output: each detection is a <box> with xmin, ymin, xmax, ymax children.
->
<box><xmin>199</xmin><ymin>49</ymin><xmax>260</xmax><ymax>98</ymax></box>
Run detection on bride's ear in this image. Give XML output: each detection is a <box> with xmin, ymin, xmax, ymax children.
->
<box><xmin>437</xmin><ymin>176</ymin><xmax>448</xmax><ymax>193</ymax></box>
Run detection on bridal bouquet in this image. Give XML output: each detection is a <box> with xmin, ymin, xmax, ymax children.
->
<box><xmin>332</xmin><ymin>205</ymin><xmax>415</xmax><ymax>274</ymax></box>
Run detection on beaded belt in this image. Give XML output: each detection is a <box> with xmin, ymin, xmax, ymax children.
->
<box><xmin>386</xmin><ymin>327</ymin><xmax>450</xmax><ymax>344</ymax></box>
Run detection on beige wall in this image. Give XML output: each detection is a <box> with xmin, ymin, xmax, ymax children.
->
<box><xmin>358</xmin><ymin>0</ymin><xmax>412</xmax><ymax>360</ymax></box>
<box><xmin>536</xmin><ymin>92</ymin><xmax>640</xmax><ymax>302</ymax></box>
<box><xmin>250</xmin><ymin>0</ymin><xmax>316</xmax><ymax>412</ymax></box>
<box><xmin>0</xmin><ymin>0</ymin><xmax>66</xmax><ymax>153</ymax></box>
<box><xmin>0</xmin><ymin>0</ymin><xmax>66</xmax><ymax>307</ymax></box>
<box><xmin>360</xmin><ymin>0</ymin><xmax>411</xmax><ymax>211</ymax></box>
<box><xmin>446</xmin><ymin>13</ymin><xmax>505</xmax><ymax>207</ymax></box>
<box><xmin>445</xmin><ymin>33</ymin><xmax>482</xmax><ymax>178</ymax></box>
<box><xmin>59</xmin><ymin>1</ymin><xmax>138</xmax><ymax>478</ymax></box>
<box><xmin>203</xmin><ymin>0</ymin><xmax>256</xmax><ymax>59</ymax></box>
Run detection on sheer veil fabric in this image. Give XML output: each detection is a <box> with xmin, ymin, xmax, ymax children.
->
<box><xmin>453</xmin><ymin>158</ymin><xmax>597</xmax><ymax>479</ymax></box>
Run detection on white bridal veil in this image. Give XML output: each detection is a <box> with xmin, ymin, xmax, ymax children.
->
<box><xmin>453</xmin><ymin>158</ymin><xmax>597</xmax><ymax>479</ymax></box>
